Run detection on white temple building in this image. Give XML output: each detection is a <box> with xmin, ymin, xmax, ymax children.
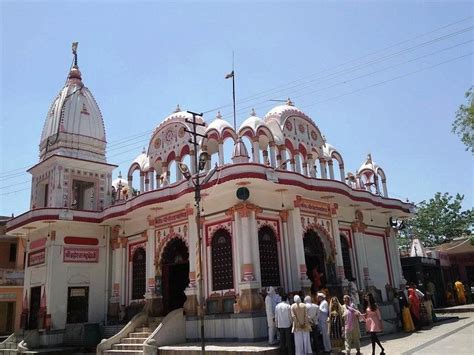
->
<box><xmin>6</xmin><ymin>46</ymin><xmax>414</xmax><ymax>350</ymax></box>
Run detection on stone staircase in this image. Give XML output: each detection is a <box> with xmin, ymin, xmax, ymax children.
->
<box><xmin>103</xmin><ymin>317</ymin><xmax>161</xmax><ymax>355</ymax></box>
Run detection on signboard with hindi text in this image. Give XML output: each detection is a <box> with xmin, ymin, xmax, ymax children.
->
<box><xmin>63</xmin><ymin>247</ymin><xmax>99</xmax><ymax>263</ymax></box>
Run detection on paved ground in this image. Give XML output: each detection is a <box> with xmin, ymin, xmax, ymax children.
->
<box><xmin>358</xmin><ymin>312</ymin><xmax>474</xmax><ymax>355</ymax></box>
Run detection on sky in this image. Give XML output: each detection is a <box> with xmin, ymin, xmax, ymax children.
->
<box><xmin>0</xmin><ymin>0</ymin><xmax>473</xmax><ymax>216</ymax></box>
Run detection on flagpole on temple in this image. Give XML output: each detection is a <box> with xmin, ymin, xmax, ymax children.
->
<box><xmin>225</xmin><ymin>52</ymin><xmax>237</xmax><ymax>129</ymax></box>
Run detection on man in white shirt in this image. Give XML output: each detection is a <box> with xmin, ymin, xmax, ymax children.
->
<box><xmin>304</xmin><ymin>295</ymin><xmax>320</xmax><ymax>353</ymax></box>
<box><xmin>317</xmin><ymin>292</ymin><xmax>331</xmax><ymax>354</ymax></box>
<box><xmin>265</xmin><ymin>287</ymin><xmax>278</xmax><ymax>345</ymax></box>
<box><xmin>275</xmin><ymin>294</ymin><xmax>294</xmax><ymax>355</ymax></box>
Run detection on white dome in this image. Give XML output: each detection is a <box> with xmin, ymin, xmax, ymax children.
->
<box><xmin>154</xmin><ymin>105</ymin><xmax>205</xmax><ymax>134</ymax></box>
<box><xmin>264</xmin><ymin>98</ymin><xmax>313</xmax><ymax>127</ymax></box>
<box><xmin>239</xmin><ymin>109</ymin><xmax>265</xmax><ymax>134</ymax></box>
<box><xmin>132</xmin><ymin>148</ymin><xmax>150</xmax><ymax>171</ymax></box>
<box><xmin>112</xmin><ymin>172</ymin><xmax>129</xmax><ymax>189</ymax></box>
<box><xmin>358</xmin><ymin>154</ymin><xmax>380</xmax><ymax>174</ymax></box>
<box><xmin>39</xmin><ymin>65</ymin><xmax>106</xmax><ymax>162</ymax></box>
<box><xmin>206</xmin><ymin>111</ymin><xmax>233</xmax><ymax>134</ymax></box>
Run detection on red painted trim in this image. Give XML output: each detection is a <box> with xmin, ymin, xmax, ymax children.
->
<box><xmin>128</xmin><ymin>240</ymin><xmax>147</xmax><ymax>261</ymax></box>
<box><xmin>64</xmin><ymin>237</ymin><xmax>99</xmax><ymax>245</ymax></box>
<box><xmin>256</xmin><ymin>216</ymin><xmax>281</xmax><ymax>242</ymax></box>
<box><xmin>7</xmin><ymin>166</ymin><xmax>412</xmax><ymax>232</ymax></box>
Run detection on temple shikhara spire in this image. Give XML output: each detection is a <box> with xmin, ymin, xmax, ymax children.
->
<box><xmin>5</xmin><ymin>44</ymin><xmax>415</xmax><ymax>350</ymax></box>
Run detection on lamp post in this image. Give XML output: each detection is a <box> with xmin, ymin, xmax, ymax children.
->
<box><xmin>179</xmin><ymin>111</ymin><xmax>217</xmax><ymax>355</ymax></box>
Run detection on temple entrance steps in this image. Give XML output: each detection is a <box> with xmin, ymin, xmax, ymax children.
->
<box><xmin>99</xmin><ymin>316</ymin><xmax>162</xmax><ymax>355</ymax></box>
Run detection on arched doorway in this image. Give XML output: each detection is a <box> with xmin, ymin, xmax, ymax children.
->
<box><xmin>132</xmin><ymin>248</ymin><xmax>146</xmax><ymax>300</ymax></box>
<box><xmin>303</xmin><ymin>229</ymin><xmax>326</xmax><ymax>293</ymax></box>
<box><xmin>258</xmin><ymin>226</ymin><xmax>280</xmax><ymax>287</ymax></box>
<box><xmin>161</xmin><ymin>238</ymin><xmax>189</xmax><ymax>313</ymax></box>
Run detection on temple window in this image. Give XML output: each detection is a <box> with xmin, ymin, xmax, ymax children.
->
<box><xmin>71</xmin><ymin>179</ymin><xmax>95</xmax><ymax>210</ymax></box>
<box><xmin>132</xmin><ymin>248</ymin><xmax>146</xmax><ymax>300</ymax></box>
<box><xmin>211</xmin><ymin>229</ymin><xmax>234</xmax><ymax>291</ymax></box>
<box><xmin>258</xmin><ymin>226</ymin><xmax>281</xmax><ymax>287</ymax></box>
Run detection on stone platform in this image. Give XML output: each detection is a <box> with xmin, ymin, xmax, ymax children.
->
<box><xmin>158</xmin><ymin>342</ymin><xmax>279</xmax><ymax>355</ymax></box>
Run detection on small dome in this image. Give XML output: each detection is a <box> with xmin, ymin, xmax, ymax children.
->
<box><xmin>132</xmin><ymin>148</ymin><xmax>150</xmax><ymax>171</ymax></box>
<box><xmin>112</xmin><ymin>171</ymin><xmax>129</xmax><ymax>189</ymax></box>
<box><xmin>206</xmin><ymin>111</ymin><xmax>233</xmax><ymax>134</ymax></box>
<box><xmin>239</xmin><ymin>109</ymin><xmax>265</xmax><ymax>134</ymax></box>
<box><xmin>358</xmin><ymin>153</ymin><xmax>380</xmax><ymax>174</ymax></box>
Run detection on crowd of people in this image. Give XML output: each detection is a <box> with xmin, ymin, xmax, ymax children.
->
<box><xmin>265</xmin><ymin>287</ymin><xmax>385</xmax><ymax>355</ymax></box>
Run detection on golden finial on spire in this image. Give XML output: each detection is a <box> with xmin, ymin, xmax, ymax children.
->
<box><xmin>286</xmin><ymin>98</ymin><xmax>294</xmax><ymax>106</ymax></box>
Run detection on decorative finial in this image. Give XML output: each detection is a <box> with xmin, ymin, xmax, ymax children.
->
<box><xmin>72</xmin><ymin>42</ymin><xmax>78</xmax><ymax>67</ymax></box>
<box><xmin>367</xmin><ymin>153</ymin><xmax>372</xmax><ymax>163</ymax></box>
<box><xmin>142</xmin><ymin>147</ymin><xmax>146</xmax><ymax>154</ymax></box>
<box><xmin>286</xmin><ymin>98</ymin><xmax>294</xmax><ymax>106</ymax></box>
<box><xmin>251</xmin><ymin>108</ymin><xmax>256</xmax><ymax>116</ymax></box>
<box><xmin>322</xmin><ymin>135</ymin><xmax>327</xmax><ymax>143</ymax></box>
<box><xmin>118</xmin><ymin>171</ymin><xmax>122</xmax><ymax>179</ymax></box>
<box><xmin>174</xmin><ymin>104</ymin><xmax>181</xmax><ymax>113</ymax></box>
<box><xmin>216</xmin><ymin>111</ymin><xmax>223</xmax><ymax>119</ymax></box>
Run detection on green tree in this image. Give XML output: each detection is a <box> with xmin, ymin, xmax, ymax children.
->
<box><xmin>452</xmin><ymin>87</ymin><xmax>474</xmax><ymax>152</ymax></box>
<box><xmin>403</xmin><ymin>192</ymin><xmax>473</xmax><ymax>247</ymax></box>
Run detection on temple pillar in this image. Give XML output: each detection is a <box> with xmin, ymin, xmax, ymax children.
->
<box><xmin>161</xmin><ymin>162</ymin><xmax>168</xmax><ymax>186</ymax></box>
<box><xmin>307</xmin><ymin>154</ymin><xmax>316</xmax><ymax>178</ymax></box>
<box><xmin>319</xmin><ymin>159</ymin><xmax>327</xmax><ymax>179</ymax></box>
<box><xmin>144</xmin><ymin>174</ymin><xmax>149</xmax><ymax>192</ymax></box>
<box><xmin>331</xmin><ymin>205</ymin><xmax>345</xmax><ymax>284</ymax></box>
<box><xmin>279</xmin><ymin>149</ymin><xmax>286</xmax><ymax>168</ymax></box>
<box><xmin>184</xmin><ymin>206</ymin><xmax>198</xmax><ymax>316</ymax></box>
<box><xmin>252</xmin><ymin>139</ymin><xmax>260</xmax><ymax>163</ymax></box>
<box><xmin>339</xmin><ymin>164</ymin><xmax>345</xmax><ymax>182</ymax></box>
<box><xmin>218</xmin><ymin>141</ymin><xmax>225</xmax><ymax>166</ymax></box>
<box><xmin>108</xmin><ymin>237</ymin><xmax>121</xmax><ymax>322</ymax></box>
<box><xmin>294</xmin><ymin>153</ymin><xmax>302</xmax><ymax>174</ymax></box>
<box><xmin>279</xmin><ymin>211</ymin><xmax>294</xmax><ymax>292</ymax></box>
<box><xmin>262</xmin><ymin>149</ymin><xmax>269</xmax><ymax>165</ymax></box>
<box><xmin>140</xmin><ymin>172</ymin><xmax>145</xmax><ymax>193</ymax></box>
<box><xmin>127</xmin><ymin>177</ymin><xmax>133</xmax><ymax>197</ymax></box>
<box><xmin>149</xmin><ymin>170</ymin><xmax>154</xmax><ymax>190</ymax></box>
<box><xmin>288</xmin><ymin>208</ymin><xmax>310</xmax><ymax>292</ymax></box>
<box><xmin>382</xmin><ymin>179</ymin><xmax>388</xmax><ymax>197</ymax></box>
<box><xmin>328</xmin><ymin>160</ymin><xmax>335</xmax><ymax>180</ymax></box>
<box><xmin>233</xmin><ymin>203</ymin><xmax>264</xmax><ymax>312</ymax></box>
<box><xmin>269</xmin><ymin>143</ymin><xmax>276</xmax><ymax>167</ymax></box>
